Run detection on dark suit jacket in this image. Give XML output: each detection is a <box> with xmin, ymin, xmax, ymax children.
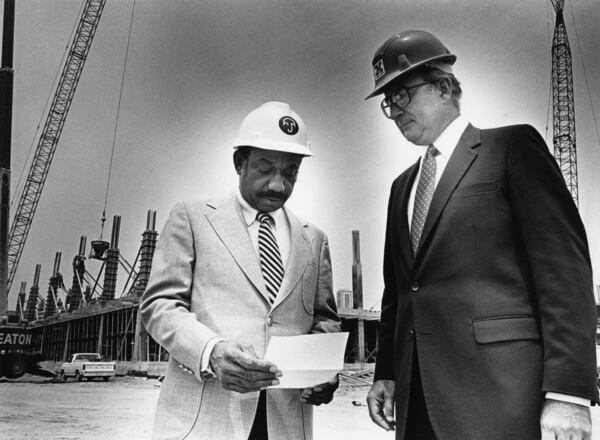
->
<box><xmin>374</xmin><ymin>123</ymin><xmax>598</xmax><ymax>440</ymax></box>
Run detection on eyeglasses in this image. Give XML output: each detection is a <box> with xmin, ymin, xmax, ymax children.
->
<box><xmin>380</xmin><ymin>81</ymin><xmax>432</xmax><ymax>119</ymax></box>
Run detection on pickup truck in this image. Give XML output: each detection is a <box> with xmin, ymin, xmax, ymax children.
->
<box><xmin>59</xmin><ymin>353</ymin><xmax>115</xmax><ymax>381</ymax></box>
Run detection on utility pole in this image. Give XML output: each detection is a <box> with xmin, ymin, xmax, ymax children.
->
<box><xmin>0</xmin><ymin>0</ymin><xmax>15</xmax><ymax>317</ymax></box>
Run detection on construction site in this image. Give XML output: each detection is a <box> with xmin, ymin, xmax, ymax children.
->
<box><xmin>0</xmin><ymin>0</ymin><xmax>387</xmax><ymax>378</ymax></box>
<box><xmin>9</xmin><ymin>213</ymin><xmax>379</xmax><ymax>370</ymax></box>
<box><xmin>1</xmin><ymin>0</ymin><xmax>599</xmax><ymax>374</ymax></box>
<box><xmin>1</xmin><ymin>0</ymin><xmax>600</xmax><ymax>438</ymax></box>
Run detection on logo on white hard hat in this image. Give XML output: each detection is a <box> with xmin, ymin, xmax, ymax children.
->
<box><xmin>279</xmin><ymin>116</ymin><xmax>299</xmax><ymax>135</ymax></box>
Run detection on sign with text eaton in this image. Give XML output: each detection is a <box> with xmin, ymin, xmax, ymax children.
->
<box><xmin>0</xmin><ymin>328</ymin><xmax>32</xmax><ymax>349</ymax></box>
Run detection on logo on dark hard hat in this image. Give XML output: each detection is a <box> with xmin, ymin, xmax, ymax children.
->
<box><xmin>373</xmin><ymin>59</ymin><xmax>385</xmax><ymax>81</ymax></box>
<box><xmin>279</xmin><ymin>116</ymin><xmax>299</xmax><ymax>135</ymax></box>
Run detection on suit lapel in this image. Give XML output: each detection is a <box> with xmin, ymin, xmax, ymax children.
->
<box><xmin>205</xmin><ymin>196</ymin><xmax>269</xmax><ymax>303</ymax></box>
<box><xmin>415</xmin><ymin>124</ymin><xmax>481</xmax><ymax>258</ymax></box>
<box><xmin>398</xmin><ymin>163</ymin><xmax>419</xmax><ymax>268</ymax></box>
<box><xmin>272</xmin><ymin>208</ymin><xmax>310</xmax><ymax>309</ymax></box>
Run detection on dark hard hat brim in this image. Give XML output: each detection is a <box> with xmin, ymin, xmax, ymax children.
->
<box><xmin>364</xmin><ymin>53</ymin><xmax>456</xmax><ymax>100</ymax></box>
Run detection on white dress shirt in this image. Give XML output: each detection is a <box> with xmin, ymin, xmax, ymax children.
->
<box><xmin>235</xmin><ymin>188</ymin><xmax>292</xmax><ymax>270</ymax></box>
<box><xmin>407</xmin><ymin>114</ymin><xmax>469</xmax><ymax>229</ymax></box>
<box><xmin>406</xmin><ymin>114</ymin><xmax>589</xmax><ymax>407</ymax></box>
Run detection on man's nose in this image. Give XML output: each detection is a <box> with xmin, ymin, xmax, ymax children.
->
<box><xmin>390</xmin><ymin>105</ymin><xmax>405</xmax><ymax>119</ymax></box>
<box><xmin>267</xmin><ymin>174</ymin><xmax>285</xmax><ymax>191</ymax></box>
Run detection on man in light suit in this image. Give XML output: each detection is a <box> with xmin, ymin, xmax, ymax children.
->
<box><xmin>141</xmin><ymin>101</ymin><xmax>340</xmax><ymax>440</ymax></box>
<box><xmin>364</xmin><ymin>30</ymin><xmax>598</xmax><ymax>440</ymax></box>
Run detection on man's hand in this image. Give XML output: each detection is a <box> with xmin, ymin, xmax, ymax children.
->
<box><xmin>366</xmin><ymin>379</ymin><xmax>396</xmax><ymax>431</ymax></box>
<box><xmin>541</xmin><ymin>399</ymin><xmax>591</xmax><ymax>440</ymax></box>
<box><xmin>300</xmin><ymin>375</ymin><xmax>339</xmax><ymax>405</ymax></box>
<box><xmin>210</xmin><ymin>341</ymin><xmax>281</xmax><ymax>393</ymax></box>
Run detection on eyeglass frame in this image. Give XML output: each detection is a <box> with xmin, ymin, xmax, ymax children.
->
<box><xmin>380</xmin><ymin>81</ymin><xmax>434</xmax><ymax>119</ymax></box>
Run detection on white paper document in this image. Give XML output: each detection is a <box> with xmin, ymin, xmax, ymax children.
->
<box><xmin>264</xmin><ymin>332</ymin><xmax>349</xmax><ymax>389</ymax></box>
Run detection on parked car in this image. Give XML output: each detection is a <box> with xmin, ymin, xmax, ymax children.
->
<box><xmin>59</xmin><ymin>353</ymin><xmax>115</xmax><ymax>381</ymax></box>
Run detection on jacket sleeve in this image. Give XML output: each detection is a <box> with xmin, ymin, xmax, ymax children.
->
<box><xmin>310</xmin><ymin>232</ymin><xmax>341</xmax><ymax>334</ymax></box>
<box><xmin>374</xmin><ymin>181</ymin><xmax>400</xmax><ymax>382</ymax></box>
<box><xmin>506</xmin><ymin>125</ymin><xmax>598</xmax><ymax>403</ymax></box>
<box><xmin>140</xmin><ymin>201</ymin><xmax>218</xmax><ymax>381</ymax></box>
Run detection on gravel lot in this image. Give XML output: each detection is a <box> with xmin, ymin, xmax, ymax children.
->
<box><xmin>0</xmin><ymin>374</ymin><xmax>391</xmax><ymax>440</ymax></box>
<box><xmin>1</xmin><ymin>374</ymin><xmax>598</xmax><ymax>439</ymax></box>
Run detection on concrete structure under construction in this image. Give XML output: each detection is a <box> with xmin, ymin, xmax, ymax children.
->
<box><xmin>17</xmin><ymin>214</ymin><xmax>380</xmax><ymax>366</ymax></box>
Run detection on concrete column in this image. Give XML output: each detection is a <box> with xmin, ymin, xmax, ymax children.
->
<box><xmin>97</xmin><ymin>314</ymin><xmax>104</xmax><ymax>355</ymax></box>
<box><xmin>101</xmin><ymin>216</ymin><xmax>120</xmax><ymax>301</ymax></box>
<box><xmin>62</xmin><ymin>321</ymin><xmax>71</xmax><ymax>361</ymax></box>
<box><xmin>352</xmin><ymin>231</ymin><xmax>365</xmax><ymax>363</ymax></box>
<box><xmin>132</xmin><ymin>306</ymin><xmax>148</xmax><ymax>362</ymax></box>
<box><xmin>25</xmin><ymin>264</ymin><xmax>41</xmax><ymax>321</ymax></box>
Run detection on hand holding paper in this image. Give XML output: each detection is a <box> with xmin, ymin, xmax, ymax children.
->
<box><xmin>300</xmin><ymin>375</ymin><xmax>339</xmax><ymax>405</ymax></box>
<box><xmin>210</xmin><ymin>340</ymin><xmax>281</xmax><ymax>393</ymax></box>
<box><xmin>263</xmin><ymin>332</ymin><xmax>349</xmax><ymax>389</ymax></box>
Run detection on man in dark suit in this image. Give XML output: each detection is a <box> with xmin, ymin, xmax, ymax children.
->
<box><xmin>365</xmin><ymin>30</ymin><xmax>598</xmax><ymax>440</ymax></box>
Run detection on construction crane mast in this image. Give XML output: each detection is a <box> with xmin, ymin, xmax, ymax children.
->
<box><xmin>5</xmin><ymin>0</ymin><xmax>106</xmax><ymax>299</ymax></box>
<box><xmin>551</xmin><ymin>0</ymin><xmax>578</xmax><ymax>206</ymax></box>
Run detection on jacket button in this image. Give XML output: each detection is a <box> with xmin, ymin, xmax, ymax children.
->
<box><xmin>409</xmin><ymin>329</ymin><xmax>415</xmax><ymax>335</ymax></box>
<box><xmin>267</xmin><ymin>316</ymin><xmax>273</xmax><ymax>326</ymax></box>
<box><xmin>410</xmin><ymin>282</ymin><xmax>420</xmax><ymax>292</ymax></box>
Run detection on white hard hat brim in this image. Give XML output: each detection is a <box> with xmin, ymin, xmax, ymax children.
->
<box><xmin>233</xmin><ymin>138</ymin><xmax>313</xmax><ymax>157</ymax></box>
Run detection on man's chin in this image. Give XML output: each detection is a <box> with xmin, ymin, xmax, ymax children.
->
<box><xmin>258</xmin><ymin>198</ymin><xmax>286</xmax><ymax>212</ymax></box>
<box><xmin>397</xmin><ymin>122</ymin><xmax>412</xmax><ymax>137</ymax></box>
<box><xmin>398</xmin><ymin>126</ymin><xmax>420</xmax><ymax>144</ymax></box>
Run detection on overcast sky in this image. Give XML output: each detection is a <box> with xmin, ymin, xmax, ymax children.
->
<box><xmin>3</xmin><ymin>0</ymin><xmax>600</xmax><ymax>310</ymax></box>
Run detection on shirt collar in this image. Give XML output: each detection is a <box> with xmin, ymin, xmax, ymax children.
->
<box><xmin>430</xmin><ymin>114</ymin><xmax>469</xmax><ymax>157</ymax></box>
<box><xmin>235</xmin><ymin>188</ymin><xmax>284</xmax><ymax>230</ymax></box>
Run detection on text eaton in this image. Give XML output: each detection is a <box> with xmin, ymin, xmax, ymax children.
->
<box><xmin>0</xmin><ymin>332</ymin><xmax>32</xmax><ymax>345</ymax></box>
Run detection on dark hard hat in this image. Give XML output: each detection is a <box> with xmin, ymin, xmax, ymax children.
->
<box><xmin>366</xmin><ymin>30</ymin><xmax>456</xmax><ymax>99</ymax></box>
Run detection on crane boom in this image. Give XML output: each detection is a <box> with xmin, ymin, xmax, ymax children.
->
<box><xmin>551</xmin><ymin>0</ymin><xmax>578</xmax><ymax>206</ymax></box>
<box><xmin>6</xmin><ymin>0</ymin><xmax>106</xmax><ymax>296</ymax></box>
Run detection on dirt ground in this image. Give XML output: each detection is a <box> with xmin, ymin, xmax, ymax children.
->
<box><xmin>1</xmin><ymin>374</ymin><xmax>599</xmax><ymax>440</ymax></box>
<box><xmin>0</xmin><ymin>374</ymin><xmax>391</xmax><ymax>440</ymax></box>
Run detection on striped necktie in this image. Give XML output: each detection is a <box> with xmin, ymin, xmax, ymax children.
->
<box><xmin>410</xmin><ymin>144</ymin><xmax>440</xmax><ymax>254</ymax></box>
<box><xmin>257</xmin><ymin>212</ymin><xmax>284</xmax><ymax>304</ymax></box>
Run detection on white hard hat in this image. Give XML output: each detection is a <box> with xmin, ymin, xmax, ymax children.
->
<box><xmin>233</xmin><ymin>101</ymin><xmax>313</xmax><ymax>156</ymax></box>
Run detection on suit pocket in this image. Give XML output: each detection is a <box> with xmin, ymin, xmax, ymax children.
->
<box><xmin>473</xmin><ymin>316</ymin><xmax>540</xmax><ymax>344</ymax></box>
<box><xmin>302</xmin><ymin>264</ymin><xmax>318</xmax><ymax>315</ymax></box>
<box><xmin>455</xmin><ymin>180</ymin><xmax>499</xmax><ymax>198</ymax></box>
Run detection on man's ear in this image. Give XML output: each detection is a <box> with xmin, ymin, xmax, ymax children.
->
<box><xmin>233</xmin><ymin>151</ymin><xmax>245</xmax><ymax>175</ymax></box>
<box><xmin>438</xmin><ymin>77</ymin><xmax>453</xmax><ymax>101</ymax></box>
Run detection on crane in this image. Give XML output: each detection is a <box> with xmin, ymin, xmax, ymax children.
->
<box><xmin>551</xmin><ymin>0</ymin><xmax>578</xmax><ymax>206</ymax></box>
<box><xmin>5</xmin><ymin>0</ymin><xmax>106</xmax><ymax>298</ymax></box>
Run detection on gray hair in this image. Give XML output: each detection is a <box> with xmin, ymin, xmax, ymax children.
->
<box><xmin>420</xmin><ymin>66</ymin><xmax>462</xmax><ymax>109</ymax></box>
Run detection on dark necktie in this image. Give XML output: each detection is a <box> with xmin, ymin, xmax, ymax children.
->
<box><xmin>257</xmin><ymin>212</ymin><xmax>284</xmax><ymax>304</ymax></box>
<box><xmin>410</xmin><ymin>145</ymin><xmax>440</xmax><ymax>254</ymax></box>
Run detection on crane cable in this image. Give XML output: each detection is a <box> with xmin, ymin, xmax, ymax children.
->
<box><xmin>11</xmin><ymin>1</ymin><xmax>87</xmax><ymax>210</ymax></box>
<box><xmin>99</xmin><ymin>0</ymin><xmax>137</xmax><ymax>239</ymax></box>
<box><xmin>567</xmin><ymin>0</ymin><xmax>600</xmax><ymax>148</ymax></box>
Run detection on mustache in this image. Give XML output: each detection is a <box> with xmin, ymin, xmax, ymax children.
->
<box><xmin>259</xmin><ymin>191</ymin><xmax>287</xmax><ymax>200</ymax></box>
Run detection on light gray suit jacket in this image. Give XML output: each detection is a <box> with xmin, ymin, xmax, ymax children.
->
<box><xmin>140</xmin><ymin>195</ymin><xmax>340</xmax><ymax>440</ymax></box>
